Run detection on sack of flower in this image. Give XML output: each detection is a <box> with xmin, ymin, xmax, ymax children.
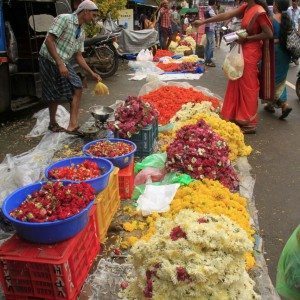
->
<box><xmin>94</xmin><ymin>82</ymin><xmax>109</xmax><ymax>95</ymax></box>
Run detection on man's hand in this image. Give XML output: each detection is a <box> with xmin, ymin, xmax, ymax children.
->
<box><xmin>91</xmin><ymin>72</ymin><xmax>102</xmax><ymax>82</ymax></box>
<box><xmin>58</xmin><ymin>63</ymin><xmax>69</xmax><ymax>77</ymax></box>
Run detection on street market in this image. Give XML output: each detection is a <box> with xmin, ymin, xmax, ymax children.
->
<box><xmin>0</xmin><ymin>0</ymin><xmax>300</xmax><ymax>299</ymax></box>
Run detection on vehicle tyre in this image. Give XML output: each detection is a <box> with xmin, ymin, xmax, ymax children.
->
<box><xmin>296</xmin><ymin>77</ymin><xmax>300</xmax><ymax>101</ymax></box>
<box><xmin>90</xmin><ymin>44</ymin><xmax>119</xmax><ymax>78</ymax></box>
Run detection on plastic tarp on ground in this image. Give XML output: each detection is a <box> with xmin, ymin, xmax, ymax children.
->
<box><xmin>117</xmin><ymin>29</ymin><xmax>158</xmax><ymax>55</ymax></box>
<box><xmin>0</xmin><ymin>106</ymin><xmax>75</xmax><ymax>207</ymax></box>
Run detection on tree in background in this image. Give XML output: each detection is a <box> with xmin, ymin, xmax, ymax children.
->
<box><xmin>84</xmin><ymin>0</ymin><xmax>127</xmax><ymax>37</ymax></box>
<box><xmin>95</xmin><ymin>0</ymin><xmax>127</xmax><ymax>19</ymax></box>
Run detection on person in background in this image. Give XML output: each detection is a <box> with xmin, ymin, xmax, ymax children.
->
<box><xmin>204</xmin><ymin>0</ymin><xmax>217</xmax><ymax>67</ymax></box>
<box><xmin>215</xmin><ymin>1</ymin><xmax>225</xmax><ymax>48</ymax></box>
<box><xmin>39</xmin><ymin>0</ymin><xmax>101</xmax><ymax>135</ymax></box>
<box><xmin>158</xmin><ymin>0</ymin><xmax>172</xmax><ymax>49</ymax></box>
<box><xmin>287</xmin><ymin>0</ymin><xmax>300</xmax><ymax>65</ymax></box>
<box><xmin>264</xmin><ymin>0</ymin><xmax>293</xmax><ymax>119</ymax></box>
<box><xmin>139</xmin><ymin>14</ymin><xmax>156</xmax><ymax>30</ymax></box>
<box><xmin>194</xmin><ymin>0</ymin><xmax>274</xmax><ymax>134</ymax></box>
<box><xmin>183</xmin><ymin>14</ymin><xmax>190</xmax><ymax>34</ymax></box>
<box><xmin>171</xmin><ymin>5</ymin><xmax>181</xmax><ymax>40</ymax></box>
<box><xmin>266</xmin><ymin>0</ymin><xmax>274</xmax><ymax>16</ymax></box>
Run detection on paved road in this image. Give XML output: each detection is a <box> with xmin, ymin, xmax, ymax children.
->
<box><xmin>0</xmin><ymin>45</ymin><xmax>299</xmax><ymax>285</ymax></box>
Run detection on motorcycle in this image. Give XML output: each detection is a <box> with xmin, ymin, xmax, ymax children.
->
<box><xmin>296</xmin><ymin>70</ymin><xmax>300</xmax><ymax>100</ymax></box>
<box><xmin>83</xmin><ymin>32</ymin><xmax>120</xmax><ymax>78</ymax></box>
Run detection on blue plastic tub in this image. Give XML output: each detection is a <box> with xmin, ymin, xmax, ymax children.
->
<box><xmin>44</xmin><ymin>156</ymin><xmax>113</xmax><ymax>194</ymax></box>
<box><xmin>2</xmin><ymin>181</ymin><xmax>94</xmax><ymax>244</ymax></box>
<box><xmin>82</xmin><ymin>138</ymin><xmax>136</xmax><ymax>169</ymax></box>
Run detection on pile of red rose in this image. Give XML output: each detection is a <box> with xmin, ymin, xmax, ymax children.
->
<box><xmin>153</xmin><ymin>49</ymin><xmax>174</xmax><ymax>62</ymax></box>
<box><xmin>10</xmin><ymin>182</ymin><xmax>95</xmax><ymax>223</ymax></box>
<box><xmin>108</xmin><ymin>96</ymin><xmax>158</xmax><ymax>138</ymax></box>
<box><xmin>48</xmin><ymin>160</ymin><xmax>102</xmax><ymax>181</ymax></box>
<box><xmin>87</xmin><ymin>140</ymin><xmax>134</xmax><ymax>157</ymax></box>
<box><xmin>141</xmin><ymin>86</ymin><xmax>220</xmax><ymax>125</ymax></box>
<box><xmin>156</xmin><ymin>62</ymin><xmax>203</xmax><ymax>73</ymax></box>
<box><xmin>166</xmin><ymin>120</ymin><xmax>239</xmax><ymax>192</ymax></box>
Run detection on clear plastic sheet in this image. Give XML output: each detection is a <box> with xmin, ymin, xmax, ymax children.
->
<box><xmin>128</xmin><ymin>61</ymin><xmax>163</xmax><ymax>77</ymax></box>
<box><xmin>0</xmin><ymin>105</ymin><xmax>76</xmax><ymax>206</ymax></box>
<box><xmin>81</xmin><ymin>259</ymin><xmax>134</xmax><ymax>300</ymax></box>
<box><xmin>26</xmin><ymin>105</ymin><xmax>70</xmax><ymax>137</ymax></box>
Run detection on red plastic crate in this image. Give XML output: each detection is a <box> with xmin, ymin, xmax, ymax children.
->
<box><xmin>118</xmin><ymin>161</ymin><xmax>134</xmax><ymax>200</ymax></box>
<box><xmin>0</xmin><ymin>206</ymin><xmax>99</xmax><ymax>300</ymax></box>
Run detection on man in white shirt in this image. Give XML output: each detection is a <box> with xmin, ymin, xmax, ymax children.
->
<box><xmin>287</xmin><ymin>0</ymin><xmax>300</xmax><ymax>32</ymax></box>
<box><xmin>287</xmin><ymin>0</ymin><xmax>300</xmax><ymax>65</ymax></box>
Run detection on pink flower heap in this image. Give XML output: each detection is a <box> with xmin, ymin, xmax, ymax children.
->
<box><xmin>166</xmin><ymin>120</ymin><xmax>239</xmax><ymax>191</ymax></box>
<box><xmin>108</xmin><ymin>96</ymin><xmax>158</xmax><ymax>138</ymax></box>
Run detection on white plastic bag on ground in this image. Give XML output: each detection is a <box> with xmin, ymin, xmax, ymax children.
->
<box><xmin>137</xmin><ymin>183</ymin><xmax>180</xmax><ymax>216</ymax></box>
<box><xmin>0</xmin><ymin>132</ymin><xmax>75</xmax><ymax>206</ymax></box>
<box><xmin>136</xmin><ymin>49</ymin><xmax>153</xmax><ymax>61</ymax></box>
<box><xmin>222</xmin><ymin>44</ymin><xmax>244</xmax><ymax>81</ymax></box>
<box><xmin>26</xmin><ymin>105</ymin><xmax>70</xmax><ymax>137</ymax></box>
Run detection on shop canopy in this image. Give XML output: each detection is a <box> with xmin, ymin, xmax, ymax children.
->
<box><xmin>130</xmin><ymin>0</ymin><xmax>158</xmax><ymax>8</ymax></box>
<box><xmin>179</xmin><ymin>7</ymin><xmax>199</xmax><ymax>15</ymax></box>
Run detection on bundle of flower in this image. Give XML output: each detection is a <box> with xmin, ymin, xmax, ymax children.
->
<box><xmin>179</xmin><ymin>36</ymin><xmax>196</xmax><ymax>49</ymax></box>
<box><xmin>170</xmin><ymin>101</ymin><xmax>219</xmax><ymax>123</ymax></box>
<box><xmin>123</xmin><ymin>210</ymin><xmax>260</xmax><ymax>300</ymax></box>
<box><xmin>166</xmin><ymin>120</ymin><xmax>239</xmax><ymax>191</ymax></box>
<box><xmin>48</xmin><ymin>160</ymin><xmax>102</xmax><ymax>181</ymax></box>
<box><xmin>179</xmin><ymin>54</ymin><xmax>201</xmax><ymax>63</ymax></box>
<box><xmin>153</xmin><ymin>49</ymin><xmax>174</xmax><ymax>62</ymax></box>
<box><xmin>174</xmin><ymin>45</ymin><xmax>192</xmax><ymax>55</ymax></box>
<box><xmin>107</xmin><ymin>96</ymin><xmax>158</xmax><ymax>138</ymax></box>
<box><xmin>156</xmin><ymin>61</ymin><xmax>202</xmax><ymax>73</ymax></box>
<box><xmin>141</xmin><ymin>86</ymin><xmax>220</xmax><ymax>125</ymax></box>
<box><xmin>174</xmin><ymin>113</ymin><xmax>252</xmax><ymax>161</ymax></box>
<box><xmin>10</xmin><ymin>182</ymin><xmax>95</xmax><ymax>222</ymax></box>
<box><xmin>86</xmin><ymin>140</ymin><xmax>134</xmax><ymax>157</ymax></box>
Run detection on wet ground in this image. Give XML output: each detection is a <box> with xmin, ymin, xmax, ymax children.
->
<box><xmin>0</xmin><ymin>46</ymin><xmax>299</xmax><ymax>285</ymax></box>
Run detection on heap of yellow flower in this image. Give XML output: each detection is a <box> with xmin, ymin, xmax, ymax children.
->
<box><xmin>122</xmin><ymin>179</ymin><xmax>256</xmax><ymax>269</ymax></box>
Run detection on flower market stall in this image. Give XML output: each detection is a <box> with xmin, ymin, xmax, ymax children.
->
<box><xmin>0</xmin><ymin>81</ymin><xmax>279</xmax><ymax>300</ymax></box>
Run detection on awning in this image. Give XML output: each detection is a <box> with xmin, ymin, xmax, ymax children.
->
<box><xmin>179</xmin><ymin>7</ymin><xmax>199</xmax><ymax>15</ymax></box>
<box><xmin>129</xmin><ymin>0</ymin><xmax>158</xmax><ymax>8</ymax></box>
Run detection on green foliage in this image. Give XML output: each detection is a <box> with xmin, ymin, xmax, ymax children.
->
<box><xmin>95</xmin><ymin>0</ymin><xmax>127</xmax><ymax>19</ymax></box>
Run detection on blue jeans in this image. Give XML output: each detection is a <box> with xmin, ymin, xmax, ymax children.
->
<box><xmin>205</xmin><ymin>30</ymin><xmax>215</xmax><ymax>63</ymax></box>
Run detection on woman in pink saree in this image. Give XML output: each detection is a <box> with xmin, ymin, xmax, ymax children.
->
<box><xmin>194</xmin><ymin>0</ymin><xmax>274</xmax><ymax>134</ymax></box>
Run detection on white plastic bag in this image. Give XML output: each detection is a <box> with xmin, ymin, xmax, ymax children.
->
<box><xmin>136</xmin><ymin>49</ymin><xmax>153</xmax><ymax>61</ymax></box>
<box><xmin>222</xmin><ymin>44</ymin><xmax>244</xmax><ymax>81</ymax></box>
<box><xmin>26</xmin><ymin>105</ymin><xmax>70</xmax><ymax>137</ymax></box>
<box><xmin>136</xmin><ymin>183</ymin><xmax>180</xmax><ymax>216</ymax></box>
